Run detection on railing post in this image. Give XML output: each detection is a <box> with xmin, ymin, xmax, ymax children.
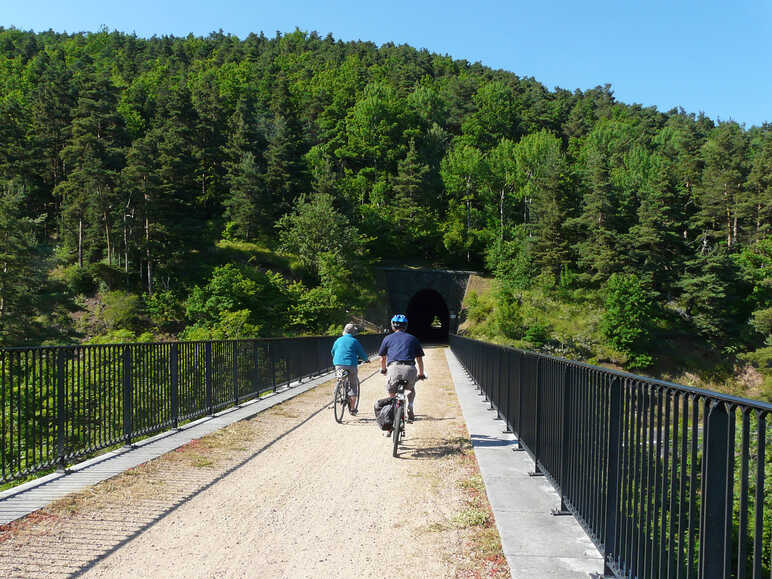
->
<box><xmin>56</xmin><ymin>349</ymin><xmax>67</xmax><ymax>472</ymax></box>
<box><xmin>700</xmin><ymin>401</ymin><xmax>730</xmax><ymax>579</ymax></box>
<box><xmin>529</xmin><ymin>357</ymin><xmax>544</xmax><ymax>477</ymax></box>
<box><xmin>553</xmin><ymin>364</ymin><xmax>572</xmax><ymax>516</ymax></box>
<box><xmin>170</xmin><ymin>342</ymin><xmax>179</xmax><ymax>429</ymax></box>
<box><xmin>482</xmin><ymin>346</ymin><xmax>488</xmax><ymax>401</ymax></box>
<box><xmin>494</xmin><ymin>348</ymin><xmax>502</xmax><ymax>418</ymax></box>
<box><xmin>515</xmin><ymin>352</ymin><xmax>525</xmax><ymax>451</ymax></box>
<box><xmin>489</xmin><ymin>348</ymin><xmax>500</xmax><ymax>412</ymax></box>
<box><xmin>270</xmin><ymin>343</ymin><xmax>277</xmax><ymax>392</ymax></box>
<box><xmin>603</xmin><ymin>376</ymin><xmax>622</xmax><ymax>577</ymax></box>
<box><xmin>205</xmin><ymin>342</ymin><xmax>213</xmax><ymax>415</ymax></box>
<box><xmin>123</xmin><ymin>345</ymin><xmax>134</xmax><ymax>447</ymax></box>
<box><xmin>252</xmin><ymin>340</ymin><xmax>259</xmax><ymax>395</ymax></box>
<box><xmin>503</xmin><ymin>349</ymin><xmax>512</xmax><ymax>433</ymax></box>
<box><xmin>232</xmin><ymin>342</ymin><xmax>239</xmax><ymax>406</ymax></box>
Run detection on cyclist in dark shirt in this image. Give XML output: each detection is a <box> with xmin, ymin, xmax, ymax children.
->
<box><xmin>378</xmin><ymin>314</ymin><xmax>425</xmax><ymax>422</ymax></box>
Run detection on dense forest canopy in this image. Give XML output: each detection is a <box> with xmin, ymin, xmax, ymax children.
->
<box><xmin>0</xmin><ymin>27</ymin><xmax>770</xmax><ymax>395</ymax></box>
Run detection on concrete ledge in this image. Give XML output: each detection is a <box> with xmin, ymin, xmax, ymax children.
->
<box><xmin>0</xmin><ymin>369</ymin><xmax>343</xmax><ymax>524</ymax></box>
<box><xmin>445</xmin><ymin>348</ymin><xmax>603</xmax><ymax>579</ymax></box>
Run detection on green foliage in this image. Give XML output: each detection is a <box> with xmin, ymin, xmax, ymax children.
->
<box><xmin>184</xmin><ymin>264</ymin><xmax>288</xmax><ymax>336</ymax></box>
<box><xmin>180</xmin><ymin>309</ymin><xmax>260</xmax><ymax>341</ymax></box>
<box><xmin>144</xmin><ymin>290</ymin><xmax>183</xmax><ymax>331</ymax></box>
<box><xmin>62</xmin><ymin>264</ymin><xmax>97</xmax><ymax>295</ymax></box>
<box><xmin>87</xmin><ymin>329</ymin><xmax>154</xmax><ymax>344</ymax></box>
<box><xmin>276</xmin><ymin>193</ymin><xmax>368</xmax><ymax>278</ymax></box>
<box><xmin>0</xmin><ymin>181</ymin><xmax>47</xmax><ymax>345</ymax></box>
<box><xmin>677</xmin><ymin>249</ymin><xmax>752</xmax><ymax>345</ymax></box>
<box><xmin>485</xmin><ymin>229</ymin><xmax>534</xmax><ymax>293</ymax></box>
<box><xmin>101</xmin><ymin>290</ymin><xmax>143</xmax><ymax>331</ymax></box>
<box><xmin>493</xmin><ymin>296</ymin><xmax>523</xmax><ymax>340</ymax></box>
<box><xmin>600</xmin><ymin>273</ymin><xmax>655</xmax><ymax>368</ymax></box>
<box><xmin>751</xmin><ymin>308</ymin><xmax>772</xmax><ymax>343</ymax></box>
<box><xmin>0</xmin><ymin>27</ymin><xmax>768</xmax><ymax>378</ymax></box>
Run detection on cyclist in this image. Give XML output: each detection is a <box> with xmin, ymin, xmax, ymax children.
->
<box><xmin>331</xmin><ymin>322</ymin><xmax>369</xmax><ymax>415</ymax></box>
<box><xmin>378</xmin><ymin>314</ymin><xmax>425</xmax><ymax>422</ymax></box>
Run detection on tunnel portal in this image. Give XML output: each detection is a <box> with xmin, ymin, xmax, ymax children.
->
<box><xmin>406</xmin><ymin>289</ymin><xmax>450</xmax><ymax>343</ymax></box>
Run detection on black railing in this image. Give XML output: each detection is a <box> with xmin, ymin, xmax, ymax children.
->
<box><xmin>450</xmin><ymin>334</ymin><xmax>771</xmax><ymax>579</ymax></box>
<box><xmin>1</xmin><ymin>334</ymin><xmax>384</xmax><ymax>486</ymax></box>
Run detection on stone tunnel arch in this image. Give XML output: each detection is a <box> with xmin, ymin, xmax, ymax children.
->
<box><xmin>406</xmin><ymin>289</ymin><xmax>450</xmax><ymax>343</ymax></box>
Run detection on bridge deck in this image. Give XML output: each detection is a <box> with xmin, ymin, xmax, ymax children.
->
<box><xmin>0</xmin><ymin>348</ymin><xmax>602</xmax><ymax>578</ymax></box>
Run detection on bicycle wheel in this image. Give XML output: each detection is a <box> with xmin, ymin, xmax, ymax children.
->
<box><xmin>333</xmin><ymin>381</ymin><xmax>347</xmax><ymax>423</ymax></box>
<box><xmin>392</xmin><ymin>405</ymin><xmax>403</xmax><ymax>457</ymax></box>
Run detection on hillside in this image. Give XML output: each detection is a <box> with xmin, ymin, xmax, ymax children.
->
<box><xmin>0</xmin><ymin>27</ymin><xmax>768</xmax><ymax>398</ymax></box>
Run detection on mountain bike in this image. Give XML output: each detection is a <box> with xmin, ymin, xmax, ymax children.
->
<box><xmin>333</xmin><ymin>367</ymin><xmax>359</xmax><ymax>423</ymax></box>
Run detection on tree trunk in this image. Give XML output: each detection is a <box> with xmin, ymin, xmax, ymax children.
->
<box><xmin>145</xmin><ymin>212</ymin><xmax>153</xmax><ymax>296</ymax></box>
<box><xmin>499</xmin><ymin>188</ymin><xmax>505</xmax><ymax>243</ymax></box>
<box><xmin>123</xmin><ymin>215</ymin><xmax>129</xmax><ymax>274</ymax></box>
<box><xmin>725</xmin><ymin>187</ymin><xmax>732</xmax><ymax>247</ymax></box>
<box><xmin>78</xmin><ymin>218</ymin><xmax>83</xmax><ymax>268</ymax></box>
<box><xmin>104</xmin><ymin>213</ymin><xmax>112</xmax><ymax>266</ymax></box>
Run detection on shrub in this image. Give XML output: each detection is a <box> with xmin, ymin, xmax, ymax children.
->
<box><xmin>523</xmin><ymin>322</ymin><xmax>551</xmax><ymax>347</ymax></box>
<box><xmin>145</xmin><ymin>290</ymin><xmax>183</xmax><ymax>330</ymax></box>
<box><xmin>90</xmin><ymin>263</ymin><xmax>126</xmax><ymax>291</ymax></box>
<box><xmin>102</xmin><ymin>290</ymin><xmax>143</xmax><ymax>330</ymax></box>
<box><xmin>600</xmin><ymin>273</ymin><xmax>655</xmax><ymax>368</ymax></box>
<box><xmin>63</xmin><ymin>264</ymin><xmax>97</xmax><ymax>295</ymax></box>
<box><xmin>87</xmin><ymin>329</ymin><xmax>154</xmax><ymax>344</ymax></box>
<box><xmin>494</xmin><ymin>297</ymin><xmax>523</xmax><ymax>340</ymax></box>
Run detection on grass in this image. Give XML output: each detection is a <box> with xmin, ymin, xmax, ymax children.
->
<box><xmin>459</xmin><ymin>275</ymin><xmax>769</xmax><ymax>401</ymax></box>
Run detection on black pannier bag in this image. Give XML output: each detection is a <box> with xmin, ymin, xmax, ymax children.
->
<box><xmin>374</xmin><ymin>397</ymin><xmax>395</xmax><ymax>430</ymax></box>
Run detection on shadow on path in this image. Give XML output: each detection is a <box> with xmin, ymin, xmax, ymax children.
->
<box><xmin>0</xmin><ymin>401</ymin><xmax>331</xmax><ymax>579</ymax></box>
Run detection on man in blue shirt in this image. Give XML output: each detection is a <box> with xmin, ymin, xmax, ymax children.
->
<box><xmin>378</xmin><ymin>314</ymin><xmax>425</xmax><ymax>422</ymax></box>
<box><xmin>331</xmin><ymin>323</ymin><xmax>369</xmax><ymax>415</ymax></box>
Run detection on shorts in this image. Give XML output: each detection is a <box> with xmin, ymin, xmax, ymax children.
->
<box><xmin>335</xmin><ymin>365</ymin><xmax>359</xmax><ymax>397</ymax></box>
<box><xmin>386</xmin><ymin>363</ymin><xmax>417</xmax><ymax>395</ymax></box>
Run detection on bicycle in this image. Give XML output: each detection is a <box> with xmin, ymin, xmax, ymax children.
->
<box><xmin>390</xmin><ymin>379</ymin><xmax>411</xmax><ymax>456</ymax></box>
<box><xmin>333</xmin><ymin>367</ymin><xmax>360</xmax><ymax>423</ymax></box>
<box><xmin>389</xmin><ymin>374</ymin><xmax>426</xmax><ymax>456</ymax></box>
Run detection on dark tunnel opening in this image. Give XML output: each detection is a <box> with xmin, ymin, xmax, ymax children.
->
<box><xmin>405</xmin><ymin>289</ymin><xmax>450</xmax><ymax>343</ymax></box>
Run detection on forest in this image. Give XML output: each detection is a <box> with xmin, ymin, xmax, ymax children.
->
<box><xmin>0</xmin><ymin>27</ymin><xmax>770</xmax><ymax>398</ymax></box>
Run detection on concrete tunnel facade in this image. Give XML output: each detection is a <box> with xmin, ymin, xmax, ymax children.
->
<box><xmin>379</xmin><ymin>268</ymin><xmax>472</xmax><ymax>343</ymax></box>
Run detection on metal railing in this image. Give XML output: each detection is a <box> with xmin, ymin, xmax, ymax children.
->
<box><xmin>450</xmin><ymin>334</ymin><xmax>771</xmax><ymax>579</ymax></box>
<box><xmin>1</xmin><ymin>333</ymin><xmax>384</xmax><ymax>485</ymax></box>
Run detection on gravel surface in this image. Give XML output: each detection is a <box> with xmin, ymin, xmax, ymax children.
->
<box><xmin>0</xmin><ymin>346</ymin><xmax>509</xmax><ymax>578</ymax></box>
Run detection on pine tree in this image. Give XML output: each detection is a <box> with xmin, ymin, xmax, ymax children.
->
<box><xmin>0</xmin><ymin>182</ymin><xmax>44</xmax><ymax>345</ymax></box>
<box><xmin>697</xmin><ymin>122</ymin><xmax>748</xmax><ymax>250</ymax></box>
<box><xmin>55</xmin><ymin>66</ymin><xmax>126</xmax><ymax>267</ymax></box>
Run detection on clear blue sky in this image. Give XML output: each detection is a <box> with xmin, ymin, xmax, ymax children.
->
<box><xmin>5</xmin><ymin>0</ymin><xmax>771</xmax><ymax>128</ymax></box>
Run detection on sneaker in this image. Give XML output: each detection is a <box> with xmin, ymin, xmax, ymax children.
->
<box><xmin>384</xmin><ymin>429</ymin><xmax>392</xmax><ymax>437</ymax></box>
<box><xmin>350</xmin><ymin>408</ymin><xmax>358</xmax><ymax>416</ymax></box>
<box><xmin>407</xmin><ymin>409</ymin><xmax>415</xmax><ymax>422</ymax></box>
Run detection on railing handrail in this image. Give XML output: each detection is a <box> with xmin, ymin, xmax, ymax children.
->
<box><xmin>449</xmin><ymin>333</ymin><xmax>771</xmax><ymax>578</ymax></box>
<box><xmin>1</xmin><ymin>333</ymin><xmax>386</xmax><ymax>486</ymax></box>
<box><xmin>453</xmin><ymin>335</ymin><xmax>772</xmax><ymax>412</ymax></box>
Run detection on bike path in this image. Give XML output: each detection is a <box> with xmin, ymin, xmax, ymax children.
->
<box><xmin>445</xmin><ymin>348</ymin><xmax>604</xmax><ymax>578</ymax></box>
<box><xmin>0</xmin><ymin>369</ymin><xmax>355</xmax><ymax>526</ymax></box>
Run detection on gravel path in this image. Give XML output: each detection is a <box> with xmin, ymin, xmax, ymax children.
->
<box><xmin>0</xmin><ymin>346</ymin><xmax>508</xmax><ymax>578</ymax></box>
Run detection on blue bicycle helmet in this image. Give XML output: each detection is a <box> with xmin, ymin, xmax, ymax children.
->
<box><xmin>391</xmin><ymin>314</ymin><xmax>408</xmax><ymax>326</ymax></box>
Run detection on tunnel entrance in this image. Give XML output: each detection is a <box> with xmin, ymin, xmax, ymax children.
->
<box><xmin>406</xmin><ymin>289</ymin><xmax>450</xmax><ymax>343</ymax></box>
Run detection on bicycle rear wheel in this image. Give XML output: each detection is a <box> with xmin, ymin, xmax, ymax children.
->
<box><xmin>333</xmin><ymin>381</ymin><xmax>347</xmax><ymax>423</ymax></box>
<box><xmin>392</xmin><ymin>405</ymin><xmax>403</xmax><ymax>457</ymax></box>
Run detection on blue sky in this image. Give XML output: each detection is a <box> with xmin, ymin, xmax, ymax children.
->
<box><xmin>4</xmin><ymin>0</ymin><xmax>771</xmax><ymax>127</ymax></box>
